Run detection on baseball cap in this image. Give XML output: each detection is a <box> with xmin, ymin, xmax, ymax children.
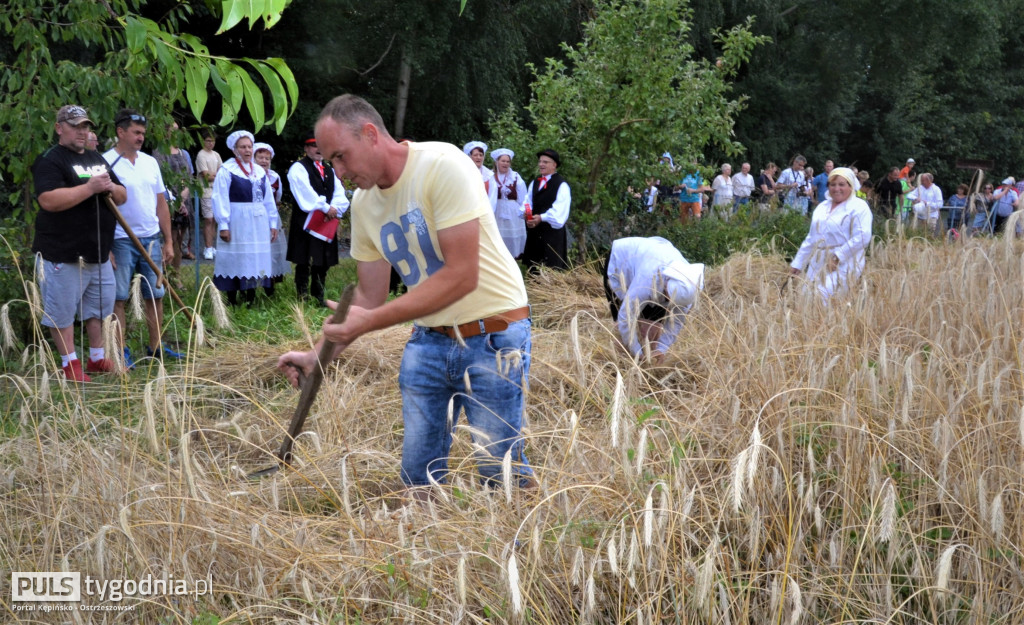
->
<box><xmin>662</xmin><ymin>261</ymin><xmax>705</xmax><ymax>310</ymax></box>
<box><xmin>56</xmin><ymin>105</ymin><xmax>92</xmax><ymax>126</ymax></box>
<box><xmin>907</xmin><ymin>158</ymin><xmax>915</xmax><ymax>164</ymax></box>
<box><xmin>1002</xmin><ymin>177</ymin><xmax>1015</xmax><ymax>186</ymax></box>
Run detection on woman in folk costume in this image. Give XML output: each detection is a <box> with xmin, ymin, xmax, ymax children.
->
<box><xmin>253</xmin><ymin>142</ymin><xmax>289</xmax><ymax>293</ymax></box>
<box><xmin>212</xmin><ymin>130</ymin><xmax>280</xmax><ymax>305</ymax></box>
<box><xmin>463</xmin><ymin>141</ymin><xmax>498</xmax><ymax>210</ymax></box>
<box><xmin>489</xmin><ymin>147</ymin><xmax>528</xmax><ymax>258</ymax></box>
<box><xmin>789</xmin><ymin>167</ymin><xmax>872</xmax><ymax>304</ymax></box>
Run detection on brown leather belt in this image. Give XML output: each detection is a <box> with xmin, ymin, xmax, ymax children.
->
<box><xmin>428</xmin><ymin>305</ymin><xmax>531</xmax><ymax>339</ymax></box>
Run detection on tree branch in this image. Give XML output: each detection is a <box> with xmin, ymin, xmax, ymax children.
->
<box><xmin>97</xmin><ymin>0</ymin><xmax>118</xmax><ymax>20</ymax></box>
<box><xmin>341</xmin><ymin>34</ymin><xmax>397</xmax><ymax>78</ymax></box>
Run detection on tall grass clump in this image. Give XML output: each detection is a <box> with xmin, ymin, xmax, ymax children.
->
<box><xmin>2</xmin><ymin>234</ymin><xmax>1024</xmax><ymax>623</ymax></box>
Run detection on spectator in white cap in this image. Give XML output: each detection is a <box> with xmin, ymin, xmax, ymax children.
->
<box><xmin>254</xmin><ymin>141</ymin><xmax>289</xmax><ymax>293</ymax></box>
<box><xmin>899</xmin><ymin>158</ymin><xmax>915</xmax><ymax>180</ymax></box>
<box><xmin>790</xmin><ymin>167</ymin><xmax>872</xmax><ymax>304</ymax></box>
<box><xmin>211</xmin><ymin>130</ymin><xmax>280</xmax><ymax>306</ymax></box>
<box><xmin>604</xmin><ymin>236</ymin><xmax>704</xmax><ymax>364</ymax></box>
<box><xmin>463</xmin><ymin>140</ymin><xmax>497</xmax><ymax>210</ymax></box>
<box><xmin>991</xmin><ymin>177</ymin><xmax>1019</xmax><ymax>234</ymax></box>
<box><xmin>489</xmin><ymin>147</ymin><xmax>528</xmax><ymax>258</ymax></box>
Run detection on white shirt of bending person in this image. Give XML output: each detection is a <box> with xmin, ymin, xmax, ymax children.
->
<box><xmin>907</xmin><ymin>177</ymin><xmax>943</xmax><ymax>221</ymax></box>
<box><xmin>522</xmin><ymin>178</ymin><xmax>572</xmax><ymax>228</ymax></box>
<box><xmin>287</xmin><ymin>161</ymin><xmax>350</xmax><ymax>216</ymax></box>
<box><xmin>790</xmin><ymin>168</ymin><xmax>873</xmax><ymax>304</ymax></box>
<box><xmin>607</xmin><ymin>236</ymin><xmax>704</xmax><ymax>358</ymax></box>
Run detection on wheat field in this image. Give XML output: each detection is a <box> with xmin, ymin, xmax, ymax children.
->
<box><xmin>3</xmin><ymin>227</ymin><xmax>1024</xmax><ymax>623</ymax></box>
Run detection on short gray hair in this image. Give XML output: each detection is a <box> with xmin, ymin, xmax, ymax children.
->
<box><xmin>318</xmin><ymin>94</ymin><xmax>388</xmax><ymax>136</ymax></box>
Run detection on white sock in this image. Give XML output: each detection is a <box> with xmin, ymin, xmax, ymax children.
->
<box><xmin>62</xmin><ymin>352</ymin><xmax>77</xmax><ymax>367</ymax></box>
<box><xmin>89</xmin><ymin>347</ymin><xmax>105</xmax><ymax>361</ymax></box>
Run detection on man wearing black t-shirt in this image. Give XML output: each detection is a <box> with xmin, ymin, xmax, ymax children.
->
<box><xmin>874</xmin><ymin>167</ymin><xmax>904</xmax><ymax>220</ymax></box>
<box><xmin>32</xmin><ymin>104</ymin><xmax>127</xmax><ymax>382</ymax></box>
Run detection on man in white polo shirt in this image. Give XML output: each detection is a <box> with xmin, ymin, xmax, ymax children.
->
<box><xmin>103</xmin><ymin>109</ymin><xmax>179</xmax><ymax>368</ymax></box>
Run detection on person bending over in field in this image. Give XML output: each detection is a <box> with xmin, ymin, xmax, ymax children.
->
<box><xmin>603</xmin><ymin>236</ymin><xmax>705</xmax><ymax>365</ymax></box>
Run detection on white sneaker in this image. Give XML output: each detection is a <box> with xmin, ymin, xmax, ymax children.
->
<box><xmin>203</xmin><ymin>247</ymin><xmax>215</xmax><ymax>260</ymax></box>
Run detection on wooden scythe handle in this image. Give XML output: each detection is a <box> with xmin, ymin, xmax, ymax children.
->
<box><xmin>102</xmin><ymin>194</ymin><xmax>194</xmax><ymax>325</ymax></box>
<box><xmin>276</xmin><ymin>284</ymin><xmax>355</xmax><ymax>464</ymax></box>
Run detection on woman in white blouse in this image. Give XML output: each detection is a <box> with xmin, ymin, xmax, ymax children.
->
<box><xmin>789</xmin><ymin>167</ymin><xmax>872</xmax><ymax>304</ymax></box>
<box><xmin>490</xmin><ymin>147</ymin><xmax>528</xmax><ymax>258</ymax></box>
<box><xmin>711</xmin><ymin>163</ymin><xmax>733</xmax><ymax>215</ymax></box>
<box><xmin>212</xmin><ymin>130</ymin><xmax>280</xmax><ymax>306</ymax></box>
<box><xmin>463</xmin><ymin>141</ymin><xmax>498</xmax><ymax>211</ymax></box>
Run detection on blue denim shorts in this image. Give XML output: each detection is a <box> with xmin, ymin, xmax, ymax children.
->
<box><xmin>397</xmin><ymin>318</ymin><xmax>534</xmax><ymax>487</ymax></box>
<box><xmin>112</xmin><ymin>236</ymin><xmax>165</xmax><ymax>300</ymax></box>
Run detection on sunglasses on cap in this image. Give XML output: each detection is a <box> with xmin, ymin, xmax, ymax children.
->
<box><xmin>115</xmin><ymin>113</ymin><xmax>147</xmax><ymax>125</ymax></box>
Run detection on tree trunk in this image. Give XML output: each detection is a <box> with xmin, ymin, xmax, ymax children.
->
<box><xmin>393</xmin><ymin>48</ymin><xmax>412</xmax><ymax>138</ymax></box>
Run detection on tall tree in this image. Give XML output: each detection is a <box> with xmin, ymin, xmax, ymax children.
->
<box><xmin>0</xmin><ymin>0</ymin><xmax>297</xmax><ymax>214</ymax></box>
<box><xmin>490</xmin><ymin>0</ymin><xmax>766</xmax><ymax>221</ymax></box>
<box><xmin>702</xmin><ymin>0</ymin><xmax>1024</xmax><ymax>184</ymax></box>
<box><xmin>265</xmin><ymin>0</ymin><xmax>586</xmax><ymax>143</ymax></box>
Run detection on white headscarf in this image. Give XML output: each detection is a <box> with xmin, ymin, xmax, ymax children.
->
<box><xmin>463</xmin><ymin>141</ymin><xmax>487</xmax><ymax>156</ymax></box>
<box><xmin>226</xmin><ymin>130</ymin><xmax>254</xmax><ymax>152</ymax></box>
<box><xmin>828</xmin><ymin>167</ymin><xmax>857</xmax><ymax>189</ymax></box>
<box><xmin>490</xmin><ymin>148</ymin><xmax>514</xmax><ymax>162</ymax></box>
<box><xmin>253</xmin><ymin>142</ymin><xmax>275</xmax><ymax>158</ymax></box>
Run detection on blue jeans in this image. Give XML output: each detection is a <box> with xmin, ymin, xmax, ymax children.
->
<box><xmin>398</xmin><ymin>319</ymin><xmax>534</xmax><ymax>487</ymax></box>
<box><xmin>112</xmin><ymin>236</ymin><xmax>165</xmax><ymax>300</ymax></box>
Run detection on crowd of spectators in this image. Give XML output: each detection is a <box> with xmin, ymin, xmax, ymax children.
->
<box><xmin>640</xmin><ymin>151</ymin><xmax>1021</xmax><ymax>238</ymax></box>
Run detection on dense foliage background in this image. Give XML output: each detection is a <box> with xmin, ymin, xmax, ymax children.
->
<box><xmin>4</xmin><ymin>0</ymin><xmax>1021</xmax><ymax>208</ymax></box>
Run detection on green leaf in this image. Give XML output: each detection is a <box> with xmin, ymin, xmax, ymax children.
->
<box><xmin>247</xmin><ymin>59</ymin><xmax>288</xmax><ymax>134</ymax></box>
<box><xmin>263</xmin><ymin>0</ymin><xmax>289</xmax><ymax>28</ymax></box>
<box><xmin>125</xmin><ymin>16</ymin><xmax>147</xmax><ymax>54</ymax></box>
<box><xmin>184</xmin><ymin>57</ymin><xmax>211</xmax><ymax>121</ymax></box>
<box><xmin>209</xmin><ymin>62</ymin><xmax>231</xmax><ymax>99</ymax></box>
<box><xmin>152</xmin><ymin>40</ymin><xmax>183</xmax><ymax>92</ymax></box>
<box><xmin>220</xmin><ymin>60</ymin><xmax>244</xmax><ymax>115</ymax></box>
<box><xmin>178</xmin><ymin>32</ymin><xmax>209</xmax><ymax>56</ymax></box>
<box><xmin>212</xmin><ymin>60</ymin><xmax>244</xmax><ymax>126</ymax></box>
<box><xmin>246</xmin><ymin>0</ymin><xmax>267</xmax><ymax>30</ymax></box>
<box><xmin>218</xmin><ymin>96</ymin><xmax>235</xmax><ymax>127</ymax></box>
<box><xmin>265</xmin><ymin>57</ymin><xmax>297</xmax><ymax>110</ymax></box>
<box><xmin>237</xmin><ymin>66</ymin><xmax>266</xmax><ymax>131</ymax></box>
<box><xmin>218</xmin><ymin>0</ymin><xmax>246</xmax><ymax>34</ymax></box>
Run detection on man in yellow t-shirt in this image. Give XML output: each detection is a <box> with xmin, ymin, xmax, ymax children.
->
<box><xmin>278</xmin><ymin>95</ymin><xmax>535</xmax><ymax>494</ymax></box>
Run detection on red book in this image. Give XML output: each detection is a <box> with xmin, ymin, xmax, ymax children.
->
<box><xmin>303</xmin><ymin>210</ymin><xmax>339</xmax><ymax>242</ymax></box>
